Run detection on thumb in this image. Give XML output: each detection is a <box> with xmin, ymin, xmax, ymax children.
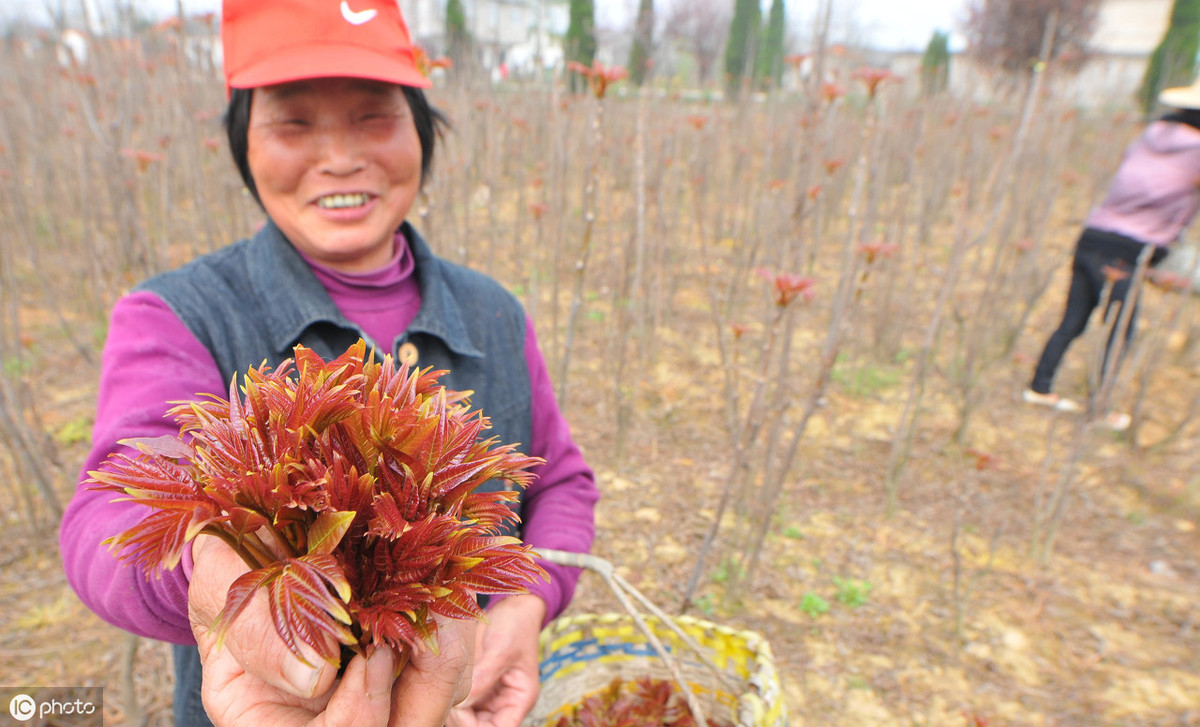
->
<box><xmin>189</xmin><ymin>534</ymin><xmax>340</xmax><ymax>699</ymax></box>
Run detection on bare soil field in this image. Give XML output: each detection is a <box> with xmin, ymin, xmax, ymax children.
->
<box><xmin>1</xmin><ymin>35</ymin><xmax>1198</xmax><ymax>726</ymax></box>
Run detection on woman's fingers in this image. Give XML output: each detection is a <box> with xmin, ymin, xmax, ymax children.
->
<box><xmin>189</xmin><ymin>535</ymin><xmax>339</xmax><ymax>699</ymax></box>
<box><xmin>389</xmin><ymin>616</ymin><xmax>477</xmax><ymax>727</ymax></box>
<box><xmin>191</xmin><ymin>535</ymin><xmax>481</xmax><ymax>726</ymax></box>
<box><xmin>311</xmin><ymin>649</ymin><xmax>395</xmax><ymax>727</ymax></box>
<box><xmin>199</xmin><ymin>650</ymin><xmax>394</xmax><ymax>727</ymax></box>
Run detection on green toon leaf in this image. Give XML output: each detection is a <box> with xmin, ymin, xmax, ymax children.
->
<box><xmin>307</xmin><ymin>510</ymin><xmax>357</xmax><ymax>556</ymax></box>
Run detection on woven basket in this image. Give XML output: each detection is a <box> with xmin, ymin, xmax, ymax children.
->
<box><xmin>523</xmin><ymin>550</ymin><xmax>787</xmax><ymax>727</ymax></box>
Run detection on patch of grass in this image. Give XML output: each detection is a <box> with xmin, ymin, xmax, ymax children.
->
<box><xmin>833</xmin><ymin>576</ymin><xmax>872</xmax><ymax>608</ymax></box>
<box><xmin>799</xmin><ymin>592</ymin><xmax>830</xmax><ymax>619</ymax></box>
<box><xmin>711</xmin><ymin>557</ymin><xmax>743</xmax><ymax>585</ymax></box>
<box><xmin>14</xmin><ymin>593</ymin><xmax>75</xmax><ymax>631</ymax></box>
<box><xmin>55</xmin><ymin>416</ymin><xmax>92</xmax><ymax>447</ymax></box>
<box><xmin>781</xmin><ymin>525</ymin><xmax>804</xmax><ymax>539</ymax></box>
<box><xmin>832</xmin><ymin>359</ymin><xmax>901</xmax><ymax>398</ymax></box>
<box><xmin>692</xmin><ymin>594</ymin><xmax>716</xmax><ymax>618</ymax></box>
<box><xmin>2</xmin><ymin>357</ymin><xmax>33</xmax><ymax>379</ymax></box>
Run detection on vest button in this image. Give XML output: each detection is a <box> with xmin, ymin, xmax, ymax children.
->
<box><xmin>398</xmin><ymin>342</ymin><xmax>419</xmax><ymax>367</ymax></box>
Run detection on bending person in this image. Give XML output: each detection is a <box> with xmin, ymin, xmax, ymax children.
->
<box><xmin>1025</xmin><ymin>79</ymin><xmax>1200</xmax><ymax>429</ymax></box>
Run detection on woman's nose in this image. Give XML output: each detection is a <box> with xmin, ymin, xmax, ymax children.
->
<box><xmin>317</xmin><ymin>123</ymin><xmax>365</xmax><ymax>176</ymax></box>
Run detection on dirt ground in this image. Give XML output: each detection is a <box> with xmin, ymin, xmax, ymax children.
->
<box><xmin>1</xmin><ymin>52</ymin><xmax>1197</xmax><ymax>725</ymax></box>
<box><xmin>564</xmin><ymin>272</ymin><xmax>1200</xmax><ymax>726</ymax></box>
<box><xmin>3</xmin><ymin>252</ymin><xmax>1198</xmax><ymax>727</ymax></box>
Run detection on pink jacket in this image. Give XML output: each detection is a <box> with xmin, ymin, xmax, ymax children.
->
<box><xmin>1086</xmin><ymin>120</ymin><xmax>1200</xmax><ymax>246</ymax></box>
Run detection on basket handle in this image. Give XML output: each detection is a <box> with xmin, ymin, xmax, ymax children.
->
<box><xmin>534</xmin><ymin>548</ymin><xmax>740</xmax><ymax>724</ymax></box>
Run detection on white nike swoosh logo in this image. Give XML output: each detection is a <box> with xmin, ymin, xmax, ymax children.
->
<box><xmin>341</xmin><ymin>0</ymin><xmax>377</xmax><ymax>25</ymax></box>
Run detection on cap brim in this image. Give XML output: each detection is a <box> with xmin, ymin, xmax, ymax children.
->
<box><xmin>228</xmin><ymin>43</ymin><xmax>431</xmax><ymax>90</ymax></box>
<box><xmin>1159</xmin><ymin>86</ymin><xmax>1200</xmax><ymax>110</ymax></box>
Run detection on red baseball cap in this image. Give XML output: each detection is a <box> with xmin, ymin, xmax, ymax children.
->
<box><xmin>221</xmin><ymin>0</ymin><xmax>431</xmax><ymax>93</ymax></box>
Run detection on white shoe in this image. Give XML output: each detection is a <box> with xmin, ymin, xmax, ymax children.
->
<box><xmin>1103</xmin><ymin>411</ymin><xmax>1131</xmax><ymax>432</ymax></box>
<box><xmin>1023</xmin><ymin>389</ymin><xmax>1082</xmax><ymax>413</ymax></box>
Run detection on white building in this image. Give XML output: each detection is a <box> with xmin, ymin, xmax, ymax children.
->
<box><xmin>1093</xmin><ymin>0</ymin><xmax>1173</xmax><ymax>56</ymax></box>
<box><xmin>398</xmin><ymin>0</ymin><xmax>569</xmax><ymax>76</ymax></box>
<box><xmin>883</xmin><ymin>0</ymin><xmax>1175</xmax><ymax>110</ymax></box>
<box><xmin>1068</xmin><ymin>0</ymin><xmax>1175</xmax><ymax>108</ymax></box>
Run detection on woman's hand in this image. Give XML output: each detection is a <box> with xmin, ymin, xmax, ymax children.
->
<box><xmin>189</xmin><ymin>534</ymin><xmax>475</xmax><ymax>726</ymax></box>
<box><xmin>447</xmin><ymin>594</ymin><xmax>546</xmax><ymax>727</ymax></box>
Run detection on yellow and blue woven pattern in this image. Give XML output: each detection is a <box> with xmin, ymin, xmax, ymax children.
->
<box><xmin>525</xmin><ymin>612</ymin><xmax>787</xmax><ymax>727</ymax></box>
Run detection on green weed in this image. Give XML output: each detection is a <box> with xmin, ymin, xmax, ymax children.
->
<box><xmin>832</xmin><ymin>358</ymin><xmax>901</xmax><ymax>398</ymax></box>
<box><xmin>55</xmin><ymin>416</ymin><xmax>92</xmax><ymax>447</ymax></box>
<box><xmin>799</xmin><ymin>592</ymin><xmax>830</xmax><ymax>619</ymax></box>
<box><xmin>711</xmin><ymin>557</ymin><xmax>743</xmax><ymax>585</ymax></box>
<box><xmin>833</xmin><ymin>576</ymin><xmax>872</xmax><ymax>608</ymax></box>
<box><xmin>693</xmin><ymin>594</ymin><xmax>716</xmax><ymax>618</ymax></box>
<box><xmin>2</xmin><ymin>357</ymin><xmax>33</xmax><ymax>379</ymax></box>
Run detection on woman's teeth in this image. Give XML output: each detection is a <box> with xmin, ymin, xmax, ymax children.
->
<box><xmin>318</xmin><ymin>193</ymin><xmax>370</xmax><ymax>209</ymax></box>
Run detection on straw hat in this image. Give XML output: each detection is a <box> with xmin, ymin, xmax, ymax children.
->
<box><xmin>1159</xmin><ymin>77</ymin><xmax>1200</xmax><ymax>110</ymax></box>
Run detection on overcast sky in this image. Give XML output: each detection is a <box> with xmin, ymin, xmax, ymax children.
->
<box><xmin>0</xmin><ymin>0</ymin><xmax>969</xmax><ymax>53</ymax></box>
<box><xmin>834</xmin><ymin>0</ymin><xmax>967</xmax><ymax>51</ymax></box>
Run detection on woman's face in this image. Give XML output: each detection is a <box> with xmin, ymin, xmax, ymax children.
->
<box><xmin>247</xmin><ymin>77</ymin><xmax>422</xmax><ymax>272</ymax></box>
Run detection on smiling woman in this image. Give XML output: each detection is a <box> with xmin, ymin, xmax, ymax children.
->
<box><xmin>57</xmin><ymin>1</ymin><xmax>599</xmax><ymax>726</ymax></box>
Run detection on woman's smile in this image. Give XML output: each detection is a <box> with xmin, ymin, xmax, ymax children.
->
<box><xmin>316</xmin><ymin>192</ymin><xmax>373</xmax><ymax>210</ymax></box>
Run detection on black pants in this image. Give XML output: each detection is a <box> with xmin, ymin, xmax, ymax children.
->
<box><xmin>1030</xmin><ymin>228</ymin><xmax>1166</xmax><ymax>395</ymax></box>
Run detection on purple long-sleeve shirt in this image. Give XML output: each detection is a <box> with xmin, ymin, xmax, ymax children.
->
<box><xmin>1086</xmin><ymin>120</ymin><xmax>1200</xmax><ymax>246</ymax></box>
<box><xmin>60</xmin><ymin>233</ymin><xmax>598</xmax><ymax>645</ymax></box>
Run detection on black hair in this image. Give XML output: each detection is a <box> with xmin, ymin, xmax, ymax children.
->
<box><xmin>1162</xmin><ymin>108</ymin><xmax>1200</xmax><ymax>133</ymax></box>
<box><xmin>223</xmin><ymin>84</ymin><xmax>449</xmax><ymax>207</ymax></box>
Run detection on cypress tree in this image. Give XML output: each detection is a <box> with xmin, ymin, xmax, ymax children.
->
<box><xmin>1138</xmin><ymin>0</ymin><xmax>1200</xmax><ymax>115</ymax></box>
<box><xmin>566</xmin><ymin>0</ymin><xmax>596</xmax><ymax>92</ymax></box>
<box><xmin>628</xmin><ymin>0</ymin><xmax>655</xmax><ymax>86</ymax></box>
<box><xmin>723</xmin><ymin>0</ymin><xmax>761</xmax><ymax>98</ymax></box>
<box><xmin>757</xmin><ymin>0</ymin><xmax>785</xmax><ymax>89</ymax></box>
<box><xmin>445</xmin><ymin>0</ymin><xmax>471</xmax><ymax>69</ymax></box>
<box><xmin>921</xmin><ymin>30</ymin><xmax>950</xmax><ymax>96</ymax></box>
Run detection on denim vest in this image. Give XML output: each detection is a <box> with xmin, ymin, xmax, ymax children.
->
<box><xmin>136</xmin><ymin>219</ymin><xmax>532</xmax><ymax>529</ymax></box>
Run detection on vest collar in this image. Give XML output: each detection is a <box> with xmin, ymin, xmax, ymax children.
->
<box><xmin>249</xmin><ymin>218</ymin><xmax>483</xmax><ymax>359</ymax></box>
<box><xmin>404</xmin><ymin>224</ymin><xmax>485</xmax><ymax>358</ymax></box>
